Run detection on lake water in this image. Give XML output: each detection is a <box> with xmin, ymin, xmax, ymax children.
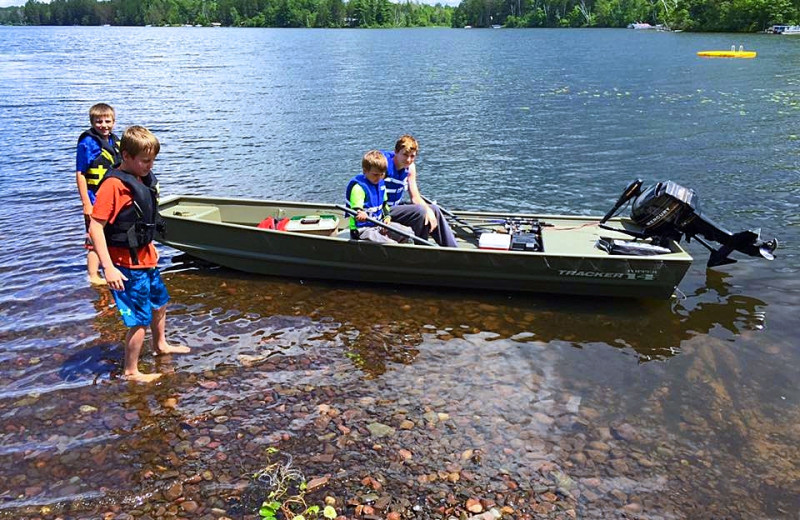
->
<box><xmin>0</xmin><ymin>26</ymin><xmax>798</xmax><ymax>519</ymax></box>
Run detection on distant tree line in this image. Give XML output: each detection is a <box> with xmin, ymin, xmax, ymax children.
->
<box><xmin>1</xmin><ymin>0</ymin><xmax>796</xmax><ymax>30</ymax></box>
<box><xmin>1</xmin><ymin>0</ymin><xmax>452</xmax><ymax>27</ymax></box>
<box><xmin>453</xmin><ymin>0</ymin><xmax>800</xmax><ymax>31</ymax></box>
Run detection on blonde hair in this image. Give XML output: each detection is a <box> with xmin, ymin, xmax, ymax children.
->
<box><xmin>89</xmin><ymin>103</ymin><xmax>115</xmax><ymax>123</ymax></box>
<box><xmin>120</xmin><ymin>126</ymin><xmax>160</xmax><ymax>158</ymax></box>
<box><xmin>362</xmin><ymin>150</ymin><xmax>388</xmax><ymax>174</ymax></box>
<box><xmin>394</xmin><ymin>134</ymin><xmax>418</xmax><ymax>154</ymax></box>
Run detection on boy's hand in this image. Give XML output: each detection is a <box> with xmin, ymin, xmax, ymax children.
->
<box><xmin>355</xmin><ymin>210</ymin><xmax>368</xmax><ymax>222</ymax></box>
<box><xmin>424</xmin><ymin>207</ymin><xmax>438</xmax><ymax>231</ymax></box>
<box><xmin>104</xmin><ymin>266</ymin><xmax>128</xmax><ymax>291</ymax></box>
<box><xmin>83</xmin><ymin>202</ymin><xmax>93</xmax><ymax>216</ymax></box>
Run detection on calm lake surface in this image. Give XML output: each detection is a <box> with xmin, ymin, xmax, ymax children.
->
<box><xmin>0</xmin><ymin>26</ymin><xmax>798</xmax><ymax>519</ymax></box>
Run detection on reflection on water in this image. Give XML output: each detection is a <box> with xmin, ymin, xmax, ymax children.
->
<box><xmin>1</xmin><ymin>26</ymin><xmax>799</xmax><ymax>519</ymax></box>
<box><xmin>0</xmin><ymin>263</ymin><xmax>796</xmax><ymax>519</ymax></box>
<box><xmin>163</xmin><ymin>254</ymin><xmax>771</xmax><ymax>370</ymax></box>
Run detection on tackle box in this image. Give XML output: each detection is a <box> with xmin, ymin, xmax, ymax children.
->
<box><xmin>284</xmin><ymin>215</ymin><xmax>339</xmax><ymax>236</ymax></box>
<box><xmin>478</xmin><ymin>232</ymin><xmax>512</xmax><ymax>250</ymax></box>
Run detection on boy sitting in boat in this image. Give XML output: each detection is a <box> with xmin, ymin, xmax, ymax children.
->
<box><xmin>381</xmin><ymin>135</ymin><xmax>457</xmax><ymax>247</ymax></box>
<box><xmin>346</xmin><ymin>150</ymin><xmax>415</xmax><ymax>244</ymax></box>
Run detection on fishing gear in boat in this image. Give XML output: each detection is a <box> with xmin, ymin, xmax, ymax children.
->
<box><xmin>437</xmin><ymin>214</ymin><xmax>548</xmax><ymax>226</ymax></box>
<box><xmin>474</xmin><ymin>216</ymin><xmax>545</xmax><ymax>252</ymax></box>
<box><xmin>421</xmin><ymin>195</ymin><xmax>547</xmax><ymax>252</ymax></box>
<box><xmin>335</xmin><ymin>205</ymin><xmax>437</xmax><ymax>247</ymax></box>
<box><xmin>421</xmin><ymin>196</ymin><xmax>553</xmax><ymax>238</ymax></box>
<box><xmin>419</xmin><ymin>195</ymin><xmax>492</xmax><ymax>236</ymax></box>
<box><xmin>599</xmin><ymin>179</ymin><xmax>778</xmax><ymax>267</ymax></box>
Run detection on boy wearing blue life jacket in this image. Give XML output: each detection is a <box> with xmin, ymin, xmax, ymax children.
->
<box><xmin>76</xmin><ymin>103</ymin><xmax>122</xmax><ymax>285</ymax></box>
<box><xmin>345</xmin><ymin>150</ymin><xmax>415</xmax><ymax>244</ymax></box>
<box><xmin>380</xmin><ymin>135</ymin><xmax>457</xmax><ymax>247</ymax></box>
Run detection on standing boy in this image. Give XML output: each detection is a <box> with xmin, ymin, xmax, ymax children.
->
<box><xmin>346</xmin><ymin>150</ymin><xmax>415</xmax><ymax>244</ymax></box>
<box><xmin>76</xmin><ymin>103</ymin><xmax>122</xmax><ymax>285</ymax></box>
<box><xmin>380</xmin><ymin>135</ymin><xmax>457</xmax><ymax>247</ymax></box>
<box><xmin>88</xmin><ymin>126</ymin><xmax>189</xmax><ymax>383</ymax></box>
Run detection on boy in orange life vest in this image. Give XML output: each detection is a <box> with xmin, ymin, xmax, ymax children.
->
<box><xmin>88</xmin><ymin>126</ymin><xmax>190</xmax><ymax>383</ymax></box>
<box><xmin>76</xmin><ymin>103</ymin><xmax>122</xmax><ymax>285</ymax></box>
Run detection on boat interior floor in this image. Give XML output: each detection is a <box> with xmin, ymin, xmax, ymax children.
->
<box><xmin>162</xmin><ymin>201</ymin><xmax>685</xmax><ymax>257</ymax></box>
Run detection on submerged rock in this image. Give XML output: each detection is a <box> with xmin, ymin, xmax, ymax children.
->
<box><xmin>367</xmin><ymin>422</ymin><xmax>396</xmax><ymax>438</ymax></box>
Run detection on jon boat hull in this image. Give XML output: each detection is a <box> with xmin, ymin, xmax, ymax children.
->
<box><xmin>157</xmin><ymin>196</ymin><xmax>693</xmax><ymax>299</ymax></box>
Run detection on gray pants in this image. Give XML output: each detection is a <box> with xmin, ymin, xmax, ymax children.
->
<box><xmin>390</xmin><ymin>203</ymin><xmax>458</xmax><ymax>247</ymax></box>
<box><xmin>356</xmin><ymin>223</ymin><xmax>416</xmax><ymax>244</ymax></box>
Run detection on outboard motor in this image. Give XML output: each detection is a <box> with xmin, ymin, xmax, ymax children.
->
<box><xmin>600</xmin><ymin>180</ymin><xmax>778</xmax><ymax>267</ymax></box>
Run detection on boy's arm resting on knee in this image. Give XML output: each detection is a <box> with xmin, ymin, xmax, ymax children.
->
<box><xmin>406</xmin><ymin>164</ymin><xmax>438</xmax><ymax>231</ymax></box>
<box><xmin>406</xmin><ymin>164</ymin><xmax>425</xmax><ymax>206</ymax></box>
<box><xmin>423</xmin><ymin>206</ymin><xmax>437</xmax><ymax>231</ymax></box>
<box><xmin>88</xmin><ymin>218</ymin><xmax>127</xmax><ymax>288</ymax></box>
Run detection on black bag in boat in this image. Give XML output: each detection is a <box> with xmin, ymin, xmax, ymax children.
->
<box><xmin>596</xmin><ymin>237</ymin><xmax>671</xmax><ymax>256</ymax></box>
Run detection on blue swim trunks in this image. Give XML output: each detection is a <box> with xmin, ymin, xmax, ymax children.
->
<box><xmin>111</xmin><ymin>267</ymin><xmax>170</xmax><ymax>327</ymax></box>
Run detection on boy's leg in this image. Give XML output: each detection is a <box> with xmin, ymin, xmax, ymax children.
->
<box><xmin>112</xmin><ymin>267</ymin><xmax>163</xmax><ymax>382</ymax></box>
<box><xmin>87</xmin><ymin>250</ymin><xmax>106</xmax><ymax>285</ymax></box>
<box><xmin>123</xmin><ymin>325</ymin><xmax>161</xmax><ymax>382</ymax></box>
<box><xmin>389</xmin><ymin>204</ymin><xmax>428</xmax><ymax>239</ymax></box>
<box><xmin>84</xmin><ymin>215</ymin><xmax>106</xmax><ymax>285</ymax></box>
<box><xmin>428</xmin><ymin>204</ymin><xmax>458</xmax><ymax>247</ymax></box>
<box><xmin>387</xmin><ymin>223</ymin><xmax>416</xmax><ymax>244</ymax></box>
<box><xmin>359</xmin><ymin>227</ymin><xmax>395</xmax><ymax>243</ymax></box>
<box><xmin>147</xmin><ymin>268</ymin><xmax>190</xmax><ymax>355</ymax></box>
<box><xmin>151</xmin><ymin>304</ymin><xmax>190</xmax><ymax>354</ymax></box>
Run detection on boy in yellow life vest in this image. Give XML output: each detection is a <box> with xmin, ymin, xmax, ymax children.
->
<box><xmin>76</xmin><ymin>103</ymin><xmax>122</xmax><ymax>285</ymax></box>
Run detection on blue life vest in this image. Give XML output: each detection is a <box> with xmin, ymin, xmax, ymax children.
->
<box><xmin>345</xmin><ymin>174</ymin><xmax>386</xmax><ymax>228</ymax></box>
<box><xmin>381</xmin><ymin>150</ymin><xmax>409</xmax><ymax>207</ymax></box>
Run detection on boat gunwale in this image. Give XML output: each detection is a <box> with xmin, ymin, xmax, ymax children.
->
<box><xmin>158</xmin><ymin>195</ymin><xmax>693</xmax><ymax>263</ymax></box>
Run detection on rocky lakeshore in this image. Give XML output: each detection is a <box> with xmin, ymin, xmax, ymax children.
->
<box><xmin>1</xmin><ymin>276</ymin><xmax>797</xmax><ymax>520</ymax></box>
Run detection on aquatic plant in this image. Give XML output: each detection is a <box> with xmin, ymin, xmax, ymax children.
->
<box><xmin>254</xmin><ymin>448</ymin><xmax>337</xmax><ymax>520</ymax></box>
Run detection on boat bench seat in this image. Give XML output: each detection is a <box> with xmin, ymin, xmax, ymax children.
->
<box><xmin>163</xmin><ymin>205</ymin><xmax>222</xmax><ymax>222</ymax></box>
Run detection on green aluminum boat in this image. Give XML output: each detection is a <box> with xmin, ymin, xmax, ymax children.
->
<box><xmin>157</xmin><ymin>195</ymin><xmax>697</xmax><ymax>299</ymax></box>
<box><xmin>156</xmin><ymin>180</ymin><xmax>776</xmax><ymax>299</ymax></box>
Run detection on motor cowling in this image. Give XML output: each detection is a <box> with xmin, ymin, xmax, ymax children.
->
<box><xmin>612</xmin><ymin>180</ymin><xmax>778</xmax><ymax>267</ymax></box>
<box><xmin>630</xmin><ymin>181</ymin><xmax>698</xmax><ymax>236</ymax></box>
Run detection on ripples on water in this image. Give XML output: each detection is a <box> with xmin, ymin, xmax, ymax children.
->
<box><xmin>0</xmin><ymin>26</ymin><xmax>798</xmax><ymax>518</ymax></box>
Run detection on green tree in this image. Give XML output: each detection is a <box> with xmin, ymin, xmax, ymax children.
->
<box><xmin>23</xmin><ymin>1</ymin><xmax>49</xmax><ymax>24</ymax></box>
<box><xmin>375</xmin><ymin>0</ymin><xmax>392</xmax><ymax>24</ymax></box>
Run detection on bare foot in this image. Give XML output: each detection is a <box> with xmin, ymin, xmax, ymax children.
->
<box><xmin>122</xmin><ymin>371</ymin><xmax>162</xmax><ymax>383</ymax></box>
<box><xmin>89</xmin><ymin>275</ymin><xmax>108</xmax><ymax>286</ymax></box>
<box><xmin>155</xmin><ymin>344</ymin><xmax>191</xmax><ymax>355</ymax></box>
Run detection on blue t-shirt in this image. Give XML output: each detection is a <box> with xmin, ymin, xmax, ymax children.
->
<box><xmin>77</xmin><ymin>134</ymin><xmax>118</xmax><ymax>203</ymax></box>
<box><xmin>76</xmin><ymin>135</ymin><xmax>102</xmax><ymax>174</ymax></box>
